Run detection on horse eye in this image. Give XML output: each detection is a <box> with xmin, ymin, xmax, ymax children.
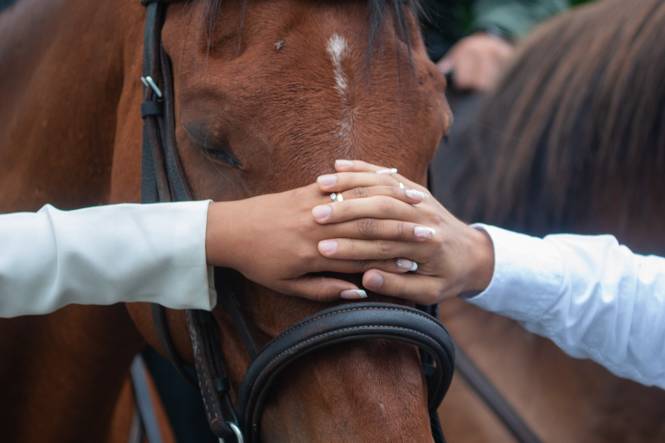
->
<box><xmin>202</xmin><ymin>147</ymin><xmax>242</xmax><ymax>168</ymax></box>
<box><xmin>184</xmin><ymin>122</ymin><xmax>242</xmax><ymax>168</ymax></box>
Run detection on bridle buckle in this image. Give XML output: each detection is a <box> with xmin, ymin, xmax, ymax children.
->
<box><xmin>140</xmin><ymin>75</ymin><xmax>163</xmax><ymax>98</ymax></box>
<box><xmin>219</xmin><ymin>421</ymin><xmax>244</xmax><ymax>443</ymax></box>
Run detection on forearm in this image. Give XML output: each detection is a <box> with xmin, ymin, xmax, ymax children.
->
<box><xmin>468</xmin><ymin>225</ymin><xmax>665</xmax><ymax>389</ymax></box>
<box><xmin>0</xmin><ymin>202</ymin><xmax>215</xmax><ymax>317</ymax></box>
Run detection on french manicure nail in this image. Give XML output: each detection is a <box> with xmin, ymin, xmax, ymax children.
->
<box><xmin>414</xmin><ymin>226</ymin><xmax>436</xmax><ymax>240</ymax></box>
<box><xmin>335</xmin><ymin>159</ymin><xmax>354</xmax><ymax>168</ymax></box>
<box><xmin>376</xmin><ymin>168</ymin><xmax>398</xmax><ymax>175</ymax></box>
<box><xmin>318</xmin><ymin>240</ymin><xmax>338</xmax><ymax>255</ymax></box>
<box><xmin>317</xmin><ymin>174</ymin><xmax>338</xmax><ymax>187</ymax></box>
<box><xmin>405</xmin><ymin>189</ymin><xmax>425</xmax><ymax>202</ymax></box>
<box><xmin>396</xmin><ymin>258</ymin><xmax>418</xmax><ymax>272</ymax></box>
<box><xmin>312</xmin><ymin>205</ymin><xmax>332</xmax><ymax>221</ymax></box>
<box><xmin>340</xmin><ymin>289</ymin><xmax>368</xmax><ymax>300</ymax></box>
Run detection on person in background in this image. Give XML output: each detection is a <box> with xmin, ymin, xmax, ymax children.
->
<box><xmin>422</xmin><ymin>1</ymin><xmax>572</xmax><ymax>204</ymax></box>
<box><xmin>420</xmin><ymin>0</ymin><xmax>569</xmax><ymax>91</ymax></box>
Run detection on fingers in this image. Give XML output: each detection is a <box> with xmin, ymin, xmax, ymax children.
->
<box><xmin>332</xmin><ymin>159</ymin><xmax>384</xmax><ymax>173</ymax></box>
<box><xmin>312</xmin><ymin>196</ymin><xmax>418</xmax><ymax>224</ymax></box>
<box><xmin>322</xmin><ymin>218</ymin><xmax>435</xmax><ymax>242</ymax></box>
<box><xmin>317</xmin><ymin>172</ymin><xmax>402</xmax><ymax>193</ymax></box>
<box><xmin>315</xmin><ymin>257</ymin><xmax>415</xmax><ymax>275</ymax></box>
<box><xmin>344</xmin><ymin>185</ymin><xmax>426</xmax><ymax>204</ymax></box>
<box><xmin>283</xmin><ymin>276</ymin><xmax>366</xmax><ymax>302</ymax></box>
<box><xmin>318</xmin><ymin>238</ymin><xmax>428</xmax><ymax>262</ymax></box>
<box><xmin>330</xmin><ymin>160</ymin><xmax>428</xmax><ymax>193</ymax></box>
<box><xmin>362</xmin><ymin>269</ymin><xmax>449</xmax><ymax>304</ymax></box>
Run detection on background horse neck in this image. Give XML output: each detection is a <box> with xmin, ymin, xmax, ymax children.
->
<box><xmin>436</xmin><ymin>0</ymin><xmax>665</xmax><ymax>441</ymax></box>
<box><xmin>0</xmin><ymin>1</ymin><xmax>147</xmax><ymax>442</ymax></box>
<box><xmin>0</xmin><ymin>0</ymin><xmax>133</xmax><ymax>210</ymax></box>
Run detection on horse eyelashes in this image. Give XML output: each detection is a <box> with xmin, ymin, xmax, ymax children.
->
<box><xmin>202</xmin><ymin>146</ymin><xmax>242</xmax><ymax>168</ymax></box>
<box><xmin>184</xmin><ymin>122</ymin><xmax>242</xmax><ymax>168</ymax></box>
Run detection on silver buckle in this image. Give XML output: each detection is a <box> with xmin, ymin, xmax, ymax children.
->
<box><xmin>140</xmin><ymin>75</ymin><xmax>163</xmax><ymax>98</ymax></box>
<box><xmin>218</xmin><ymin>421</ymin><xmax>244</xmax><ymax>443</ymax></box>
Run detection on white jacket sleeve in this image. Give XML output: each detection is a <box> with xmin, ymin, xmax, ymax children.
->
<box><xmin>467</xmin><ymin>224</ymin><xmax>665</xmax><ymax>390</ymax></box>
<box><xmin>0</xmin><ymin>202</ymin><xmax>216</xmax><ymax>317</ymax></box>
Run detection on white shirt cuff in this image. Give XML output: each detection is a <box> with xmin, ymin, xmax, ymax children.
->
<box><xmin>465</xmin><ymin>224</ymin><xmax>565</xmax><ymax>322</ymax></box>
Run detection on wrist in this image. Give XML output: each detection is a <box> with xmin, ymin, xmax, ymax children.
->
<box><xmin>205</xmin><ymin>201</ymin><xmax>239</xmax><ymax>268</ymax></box>
<box><xmin>466</xmin><ymin>226</ymin><xmax>495</xmax><ymax>293</ymax></box>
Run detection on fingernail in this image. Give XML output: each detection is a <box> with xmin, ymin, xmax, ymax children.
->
<box><xmin>317</xmin><ymin>174</ymin><xmax>337</xmax><ymax>188</ymax></box>
<box><xmin>376</xmin><ymin>168</ymin><xmax>398</xmax><ymax>175</ymax></box>
<box><xmin>312</xmin><ymin>205</ymin><xmax>332</xmax><ymax>221</ymax></box>
<box><xmin>340</xmin><ymin>289</ymin><xmax>368</xmax><ymax>300</ymax></box>
<box><xmin>335</xmin><ymin>159</ymin><xmax>354</xmax><ymax>168</ymax></box>
<box><xmin>396</xmin><ymin>258</ymin><xmax>418</xmax><ymax>272</ymax></box>
<box><xmin>318</xmin><ymin>240</ymin><xmax>338</xmax><ymax>255</ymax></box>
<box><xmin>414</xmin><ymin>226</ymin><xmax>436</xmax><ymax>240</ymax></box>
<box><xmin>365</xmin><ymin>272</ymin><xmax>384</xmax><ymax>289</ymax></box>
<box><xmin>405</xmin><ymin>189</ymin><xmax>425</xmax><ymax>202</ymax></box>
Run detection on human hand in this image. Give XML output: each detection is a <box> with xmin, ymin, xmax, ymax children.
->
<box><xmin>205</xmin><ymin>182</ymin><xmax>420</xmax><ymax>301</ymax></box>
<box><xmin>438</xmin><ymin>33</ymin><xmax>514</xmax><ymax>92</ymax></box>
<box><xmin>312</xmin><ymin>160</ymin><xmax>495</xmax><ymax>304</ymax></box>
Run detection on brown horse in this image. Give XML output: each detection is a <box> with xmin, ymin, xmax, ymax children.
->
<box><xmin>0</xmin><ymin>0</ymin><xmax>450</xmax><ymax>442</ymax></box>
<box><xmin>436</xmin><ymin>0</ymin><xmax>665</xmax><ymax>441</ymax></box>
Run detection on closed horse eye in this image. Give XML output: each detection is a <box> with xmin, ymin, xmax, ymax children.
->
<box><xmin>183</xmin><ymin>122</ymin><xmax>242</xmax><ymax>168</ymax></box>
<box><xmin>202</xmin><ymin>146</ymin><xmax>242</xmax><ymax>168</ymax></box>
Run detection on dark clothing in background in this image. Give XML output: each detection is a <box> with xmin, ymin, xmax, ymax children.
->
<box><xmin>420</xmin><ymin>0</ymin><xmax>568</xmax><ymax>61</ymax></box>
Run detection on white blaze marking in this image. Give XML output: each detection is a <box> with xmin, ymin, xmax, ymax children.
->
<box><xmin>327</xmin><ymin>34</ymin><xmax>349</xmax><ymax>96</ymax></box>
<box><xmin>326</xmin><ymin>34</ymin><xmax>353</xmax><ymax>151</ymax></box>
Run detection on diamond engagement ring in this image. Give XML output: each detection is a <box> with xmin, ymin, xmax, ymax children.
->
<box><xmin>330</xmin><ymin>192</ymin><xmax>344</xmax><ymax>202</ymax></box>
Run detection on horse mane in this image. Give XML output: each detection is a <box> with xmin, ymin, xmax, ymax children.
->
<box><xmin>447</xmin><ymin>0</ymin><xmax>665</xmax><ymax>235</ymax></box>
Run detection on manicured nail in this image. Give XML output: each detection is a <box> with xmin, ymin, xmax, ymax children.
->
<box><xmin>364</xmin><ymin>272</ymin><xmax>384</xmax><ymax>289</ymax></box>
<box><xmin>312</xmin><ymin>205</ymin><xmax>332</xmax><ymax>221</ymax></box>
<box><xmin>414</xmin><ymin>226</ymin><xmax>436</xmax><ymax>240</ymax></box>
<box><xmin>340</xmin><ymin>289</ymin><xmax>368</xmax><ymax>300</ymax></box>
<box><xmin>405</xmin><ymin>189</ymin><xmax>425</xmax><ymax>202</ymax></box>
<box><xmin>335</xmin><ymin>159</ymin><xmax>354</xmax><ymax>168</ymax></box>
<box><xmin>396</xmin><ymin>258</ymin><xmax>418</xmax><ymax>272</ymax></box>
<box><xmin>317</xmin><ymin>174</ymin><xmax>337</xmax><ymax>188</ymax></box>
<box><xmin>318</xmin><ymin>240</ymin><xmax>338</xmax><ymax>255</ymax></box>
<box><xmin>376</xmin><ymin>168</ymin><xmax>398</xmax><ymax>175</ymax></box>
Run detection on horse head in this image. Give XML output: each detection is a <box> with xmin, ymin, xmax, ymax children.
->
<box><xmin>115</xmin><ymin>1</ymin><xmax>451</xmax><ymax>441</ymax></box>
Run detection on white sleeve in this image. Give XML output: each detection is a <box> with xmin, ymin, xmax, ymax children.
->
<box><xmin>0</xmin><ymin>202</ymin><xmax>216</xmax><ymax>317</ymax></box>
<box><xmin>466</xmin><ymin>224</ymin><xmax>665</xmax><ymax>390</ymax></box>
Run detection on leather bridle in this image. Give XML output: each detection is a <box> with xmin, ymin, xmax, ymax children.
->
<box><xmin>138</xmin><ymin>1</ymin><xmax>456</xmax><ymax>442</ymax></box>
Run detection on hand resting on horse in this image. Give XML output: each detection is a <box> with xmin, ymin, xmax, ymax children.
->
<box><xmin>0</xmin><ymin>171</ymin><xmax>423</xmax><ymax>317</ymax></box>
<box><xmin>204</xmin><ymin>178</ymin><xmax>426</xmax><ymax>302</ymax></box>
<box><xmin>314</xmin><ymin>160</ymin><xmax>665</xmax><ymax>390</ymax></box>
<box><xmin>313</xmin><ymin>159</ymin><xmax>495</xmax><ymax>304</ymax></box>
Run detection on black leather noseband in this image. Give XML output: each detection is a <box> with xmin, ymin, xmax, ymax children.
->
<box><xmin>139</xmin><ymin>1</ymin><xmax>456</xmax><ymax>442</ymax></box>
<box><xmin>238</xmin><ymin>303</ymin><xmax>454</xmax><ymax>441</ymax></box>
